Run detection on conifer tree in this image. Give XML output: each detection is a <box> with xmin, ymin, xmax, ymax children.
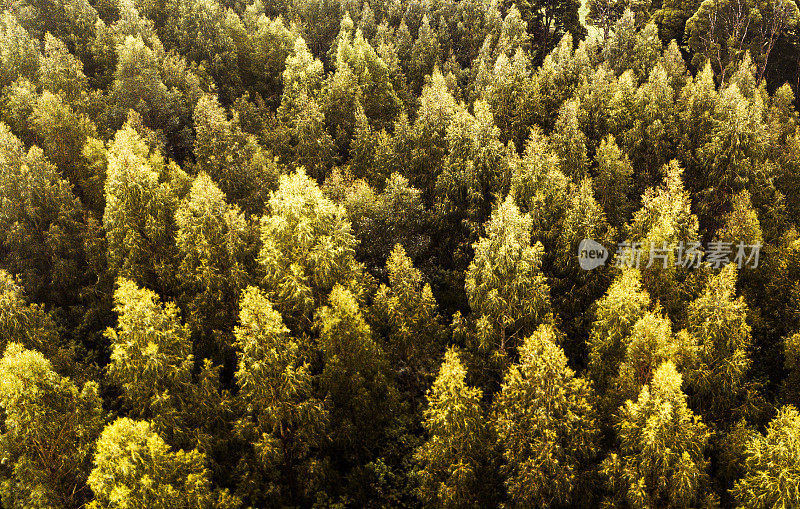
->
<box><xmin>465</xmin><ymin>196</ymin><xmax>552</xmax><ymax>358</ymax></box>
<box><xmin>234</xmin><ymin>286</ymin><xmax>326</xmax><ymax>505</ymax></box>
<box><xmin>685</xmin><ymin>264</ymin><xmax>755</xmax><ymax>424</ymax></box>
<box><xmin>602</xmin><ymin>362</ymin><xmax>713</xmax><ymax>508</ymax></box>
<box><xmin>175</xmin><ymin>172</ymin><xmax>257</xmax><ymax>365</ymax></box>
<box><xmin>259</xmin><ymin>169</ymin><xmax>363</xmax><ymax>327</ymax></box>
<box><xmin>413</xmin><ymin>348</ymin><xmax>498</xmax><ymax>507</ymax></box>
<box><xmin>315</xmin><ymin>285</ymin><xmax>399</xmax><ymax>464</ymax></box>
<box><xmin>373</xmin><ymin>244</ymin><xmax>444</xmax><ymax>387</ymax></box>
<box><xmin>88</xmin><ymin>418</ymin><xmax>214</xmax><ymax>508</ymax></box>
<box><xmin>193</xmin><ymin>94</ymin><xmax>278</xmax><ymax>215</ymax></box>
<box><xmin>103</xmin><ymin>119</ymin><xmax>184</xmax><ymax>290</ymax></box>
<box><xmin>0</xmin><ymin>343</ymin><xmax>104</xmax><ymax>508</ymax></box>
<box><xmin>493</xmin><ymin>324</ymin><xmax>598</xmax><ymax>507</ymax></box>
<box><xmin>105</xmin><ymin>279</ymin><xmax>193</xmax><ymax>436</ymax></box>
<box><xmin>732</xmin><ymin>405</ymin><xmax>800</xmax><ymax>508</ymax></box>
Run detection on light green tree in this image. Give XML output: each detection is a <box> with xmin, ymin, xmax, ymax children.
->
<box><xmin>587</xmin><ymin>268</ymin><xmax>651</xmax><ymax>403</ymax></box>
<box><xmin>685</xmin><ymin>264</ymin><xmax>756</xmax><ymax>424</ymax></box>
<box><xmin>175</xmin><ymin>172</ymin><xmax>257</xmax><ymax>365</ymax></box>
<box><xmin>105</xmin><ymin>279</ymin><xmax>193</xmax><ymax>436</ymax></box>
<box><xmin>103</xmin><ymin>119</ymin><xmax>184</xmax><ymax>290</ymax></box>
<box><xmin>373</xmin><ymin>244</ymin><xmax>444</xmax><ymax>387</ymax></box>
<box><xmin>0</xmin><ymin>122</ymin><xmax>95</xmax><ymax>311</ymax></box>
<box><xmin>594</xmin><ymin>134</ymin><xmax>634</xmax><ymax>228</ymax></box>
<box><xmin>732</xmin><ymin>405</ymin><xmax>800</xmax><ymax>508</ymax></box>
<box><xmin>234</xmin><ymin>286</ymin><xmax>326</xmax><ymax>506</ymax></box>
<box><xmin>0</xmin><ymin>343</ymin><xmax>104</xmax><ymax>508</ymax></box>
<box><xmin>602</xmin><ymin>362</ymin><xmax>713</xmax><ymax>508</ymax></box>
<box><xmin>87</xmin><ymin>417</ymin><xmax>213</xmax><ymax>508</ymax></box>
<box><xmin>192</xmin><ymin>94</ymin><xmax>279</xmax><ymax>215</ymax></box>
<box><xmin>258</xmin><ymin>169</ymin><xmax>363</xmax><ymax>330</ymax></box>
<box><xmin>493</xmin><ymin>324</ymin><xmax>598</xmax><ymax>507</ymax></box>
<box><xmin>465</xmin><ymin>195</ymin><xmax>552</xmax><ymax>357</ymax></box>
<box><xmin>413</xmin><ymin>348</ymin><xmax>499</xmax><ymax>508</ymax></box>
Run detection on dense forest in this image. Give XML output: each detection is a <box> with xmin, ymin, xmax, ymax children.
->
<box><xmin>3</xmin><ymin>0</ymin><xmax>800</xmax><ymax>506</ymax></box>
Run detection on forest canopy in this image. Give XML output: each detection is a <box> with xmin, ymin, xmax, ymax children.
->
<box><xmin>2</xmin><ymin>0</ymin><xmax>800</xmax><ymax>506</ymax></box>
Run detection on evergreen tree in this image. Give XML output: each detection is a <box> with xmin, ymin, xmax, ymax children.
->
<box><xmin>175</xmin><ymin>172</ymin><xmax>257</xmax><ymax>366</ymax></box>
<box><xmin>602</xmin><ymin>362</ymin><xmax>713</xmax><ymax>508</ymax></box>
<box><xmin>315</xmin><ymin>285</ymin><xmax>400</xmax><ymax>465</ymax></box>
<box><xmin>103</xmin><ymin>118</ymin><xmax>185</xmax><ymax>291</ymax></box>
<box><xmin>192</xmin><ymin>94</ymin><xmax>279</xmax><ymax>215</ymax></box>
<box><xmin>373</xmin><ymin>244</ymin><xmax>444</xmax><ymax>389</ymax></box>
<box><xmin>413</xmin><ymin>348</ymin><xmax>499</xmax><ymax>507</ymax></box>
<box><xmin>685</xmin><ymin>264</ymin><xmax>756</xmax><ymax>424</ymax></box>
<box><xmin>732</xmin><ymin>405</ymin><xmax>800</xmax><ymax>508</ymax></box>
<box><xmin>0</xmin><ymin>343</ymin><xmax>103</xmax><ymax>508</ymax></box>
<box><xmin>105</xmin><ymin>279</ymin><xmax>194</xmax><ymax>437</ymax></box>
<box><xmin>258</xmin><ymin>169</ymin><xmax>363</xmax><ymax>330</ymax></box>
<box><xmin>493</xmin><ymin>324</ymin><xmax>598</xmax><ymax>507</ymax></box>
<box><xmin>234</xmin><ymin>286</ymin><xmax>326</xmax><ymax>505</ymax></box>
<box><xmin>88</xmin><ymin>417</ymin><xmax>214</xmax><ymax>508</ymax></box>
<box><xmin>465</xmin><ymin>196</ymin><xmax>552</xmax><ymax>359</ymax></box>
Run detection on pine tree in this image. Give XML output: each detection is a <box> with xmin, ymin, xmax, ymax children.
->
<box><xmin>315</xmin><ymin>285</ymin><xmax>399</xmax><ymax>464</ymax></box>
<box><xmin>105</xmin><ymin>279</ymin><xmax>194</xmax><ymax>435</ymax></box>
<box><xmin>465</xmin><ymin>196</ymin><xmax>552</xmax><ymax>358</ymax></box>
<box><xmin>175</xmin><ymin>172</ymin><xmax>257</xmax><ymax>366</ymax></box>
<box><xmin>0</xmin><ymin>12</ymin><xmax>40</xmax><ymax>90</ymax></box>
<box><xmin>103</xmin><ymin>118</ymin><xmax>184</xmax><ymax>291</ymax></box>
<box><xmin>258</xmin><ymin>169</ymin><xmax>362</xmax><ymax>330</ymax></box>
<box><xmin>234</xmin><ymin>286</ymin><xmax>326</xmax><ymax>505</ymax></box>
<box><xmin>551</xmin><ymin>98</ymin><xmax>589</xmax><ymax>180</ymax></box>
<box><xmin>732</xmin><ymin>405</ymin><xmax>800</xmax><ymax>508</ymax></box>
<box><xmin>88</xmin><ymin>418</ymin><xmax>213</xmax><ymax>508</ymax></box>
<box><xmin>373</xmin><ymin>244</ymin><xmax>444</xmax><ymax>388</ymax></box>
<box><xmin>192</xmin><ymin>94</ymin><xmax>279</xmax><ymax>215</ymax></box>
<box><xmin>0</xmin><ymin>343</ymin><xmax>103</xmax><ymax>508</ymax></box>
<box><xmin>413</xmin><ymin>348</ymin><xmax>498</xmax><ymax>507</ymax></box>
<box><xmin>493</xmin><ymin>324</ymin><xmax>598</xmax><ymax>507</ymax></box>
<box><xmin>0</xmin><ymin>270</ymin><xmax>73</xmax><ymax>373</ymax></box>
<box><xmin>685</xmin><ymin>264</ymin><xmax>755</xmax><ymax>424</ymax></box>
<box><xmin>602</xmin><ymin>362</ymin><xmax>713</xmax><ymax>508</ymax></box>
<box><xmin>0</xmin><ymin>122</ymin><xmax>95</xmax><ymax>312</ymax></box>
<box><xmin>594</xmin><ymin>134</ymin><xmax>634</xmax><ymax>228</ymax></box>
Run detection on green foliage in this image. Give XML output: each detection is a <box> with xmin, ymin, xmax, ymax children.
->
<box><xmin>602</xmin><ymin>362</ymin><xmax>713</xmax><ymax>508</ymax></box>
<box><xmin>0</xmin><ymin>12</ymin><xmax>40</xmax><ymax>90</ymax></box>
<box><xmin>88</xmin><ymin>417</ymin><xmax>213</xmax><ymax>508</ymax></box>
<box><xmin>193</xmin><ymin>94</ymin><xmax>278</xmax><ymax>214</ymax></box>
<box><xmin>234</xmin><ymin>286</ymin><xmax>326</xmax><ymax>505</ymax></box>
<box><xmin>103</xmin><ymin>118</ymin><xmax>184</xmax><ymax>290</ymax></box>
<box><xmin>3</xmin><ymin>2</ymin><xmax>800</xmax><ymax>506</ymax></box>
<box><xmin>0</xmin><ymin>343</ymin><xmax>104</xmax><ymax>508</ymax></box>
<box><xmin>685</xmin><ymin>264</ymin><xmax>756</xmax><ymax>423</ymax></box>
<box><xmin>373</xmin><ymin>244</ymin><xmax>444</xmax><ymax>386</ymax></box>
<box><xmin>732</xmin><ymin>405</ymin><xmax>800</xmax><ymax>508</ymax></box>
<box><xmin>175</xmin><ymin>172</ymin><xmax>257</xmax><ymax>365</ymax></box>
<box><xmin>493</xmin><ymin>324</ymin><xmax>598</xmax><ymax>507</ymax></box>
<box><xmin>315</xmin><ymin>285</ymin><xmax>399</xmax><ymax>463</ymax></box>
<box><xmin>413</xmin><ymin>348</ymin><xmax>498</xmax><ymax>507</ymax></box>
<box><xmin>588</xmin><ymin>268</ymin><xmax>651</xmax><ymax>403</ymax></box>
<box><xmin>258</xmin><ymin>169</ymin><xmax>362</xmax><ymax>329</ymax></box>
<box><xmin>105</xmin><ymin>279</ymin><xmax>193</xmax><ymax>434</ymax></box>
<box><xmin>465</xmin><ymin>196</ymin><xmax>552</xmax><ymax>357</ymax></box>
